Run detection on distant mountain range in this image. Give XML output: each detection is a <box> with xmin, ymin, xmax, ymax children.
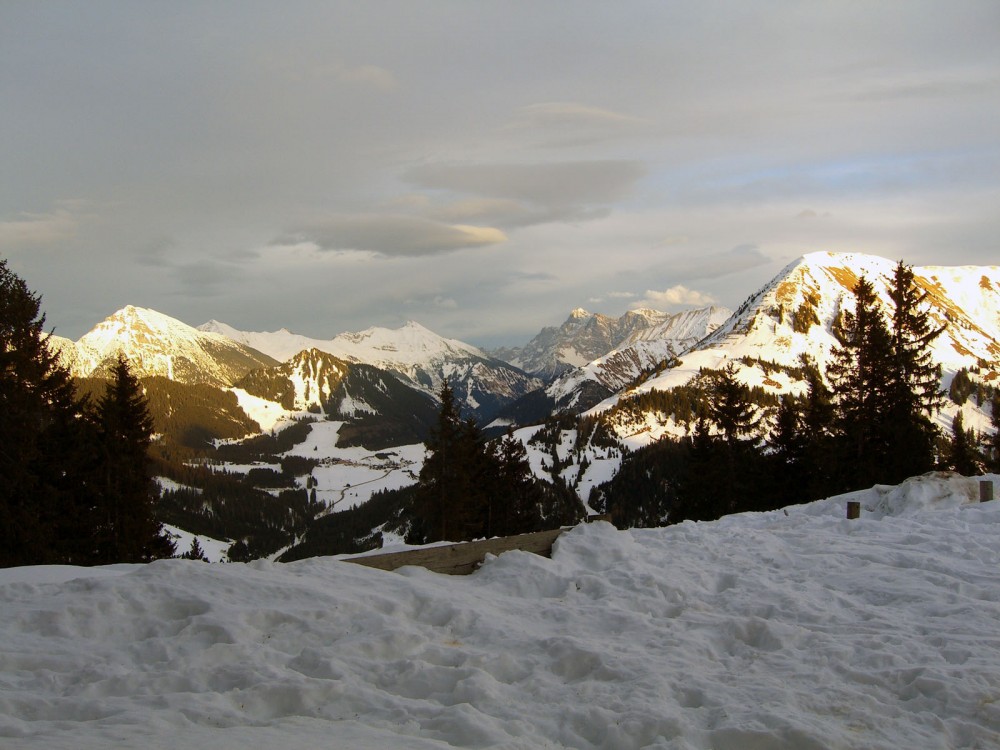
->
<box><xmin>489</xmin><ymin>306</ymin><xmax>731</xmax><ymax>380</ymax></box>
<box><xmin>40</xmin><ymin>251</ymin><xmax>1000</xmax><ymax>561</ymax></box>
<box><xmin>45</xmin><ymin>251</ymin><xmax>1000</xmax><ymax>456</ymax></box>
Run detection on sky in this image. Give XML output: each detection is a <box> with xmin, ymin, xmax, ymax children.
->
<box><xmin>2</xmin><ymin>1</ymin><xmax>999</xmax><ymax>347</ymax></box>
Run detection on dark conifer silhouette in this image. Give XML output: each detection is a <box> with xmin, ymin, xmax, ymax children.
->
<box><xmin>828</xmin><ymin>274</ymin><xmax>895</xmax><ymax>489</ymax></box>
<box><xmin>182</xmin><ymin>536</ymin><xmax>209</xmax><ymax>562</ymax></box>
<box><xmin>989</xmin><ymin>394</ymin><xmax>1000</xmax><ymax>473</ymax></box>
<box><xmin>947</xmin><ymin>411</ymin><xmax>980</xmax><ymax>476</ymax></box>
<box><xmin>0</xmin><ymin>259</ymin><xmax>97</xmax><ymax>566</ymax></box>
<box><xmin>884</xmin><ymin>261</ymin><xmax>945</xmax><ymax>481</ymax></box>
<box><xmin>94</xmin><ymin>354</ymin><xmax>174</xmax><ymax>563</ymax></box>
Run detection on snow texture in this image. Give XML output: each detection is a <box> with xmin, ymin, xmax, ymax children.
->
<box><xmin>2</xmin><ymin>473</ymin><xmax>999</xmax><ymax>749</ymax></box>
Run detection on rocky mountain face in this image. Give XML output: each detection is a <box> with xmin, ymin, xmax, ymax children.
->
<box><xmin>595</xmin><ymin>252</ymin><xmax>1000</xmax><ymax>445</ymax></box>
<box><xmin>545</xmin><ymin>306</ymin><xmax>734</xmax><ymax>411</ymax></box>
<box><xmin>492</xmin><ymin>306</ymin><xmax>730</xmax><ymax>381</ymax></box>
<box><xmin>50</xmin><ymin>306</ymin><xmax>278</xmax><ymax>388</ymax></box>
<box><xmin>493</xmin><ymin>305</ymin><xmax>731</xmax><ymax>423</ymax></box>
<box><xmin>201</xmin><ymin>320</ymin><xmax>541</xmax><ymax>423</ymax></box>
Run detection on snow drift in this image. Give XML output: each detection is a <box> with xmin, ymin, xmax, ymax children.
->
<box><xmin>2</xmin><ymin>473</ymin><xmax>999</xmax><ymax>749</ymax></box>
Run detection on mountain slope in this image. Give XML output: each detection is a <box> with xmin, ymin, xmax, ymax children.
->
<box><xmin>235</xmin><ymin>348</ymin><xmax>439</xmax><ymax>449</ymax></box>
<box><xmin>597</xmin><ymin>252</ymin><xmax>1000</xmax><ymax>445</ymax></box>
<box><xmin>56</xmin><ymin>306</ymin><xmax>278</xmax><ymax>388</ymax></box>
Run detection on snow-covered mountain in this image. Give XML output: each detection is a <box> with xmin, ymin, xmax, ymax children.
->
<box><xmin>491</xmin><ymin>306</ymin><xmax>729</xmax><ymax>381</ymax></box>
<box><xmin>201</xmin><ymin>319</ymin><xmax>541</xmax><ymax>422</ymax></box>
<box><xmin>50</xmin><ymin>306</ymin><xmax>278</xmax><ymax>388</ymax></box>
<box><xmin>234</xmin><ymin>348</ymin><xmax>439</xmax><ymax>449</ymax></box>
<box><xmin>495</xmin><ymin>306</ymin><xmax>731</xmax><ymax>423</ymax></box>
<box><xmin>596</xmin><ymin>252</ymin><xmax>1000</xmax><ymax>445</ymax></box>
<box><xmin>545</xmin><ymin>306</ymin><xmax>733</xmax><ymax>412</ymax></box>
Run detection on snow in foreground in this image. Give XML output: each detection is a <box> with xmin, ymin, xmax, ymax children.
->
<box><xmin>2</xmin><ymin>473</ymin><xmax>999</xmax><ymax>749</ymax></box>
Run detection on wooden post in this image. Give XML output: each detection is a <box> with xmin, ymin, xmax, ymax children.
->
<box><xmin>846</xmin><ymin>501</ymin><xmax>860</xmax><ymax>519</ymax></box>
<box><xmin>981</xmin><ymin>480</ymin><xmax>994</xmax><ymax>503</ymax></box>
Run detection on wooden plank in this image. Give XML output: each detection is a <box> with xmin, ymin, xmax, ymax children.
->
<box><xmin>344</xmin><ymin>527</ymin><xmax>567</xmax><ymax>575</ymax></box>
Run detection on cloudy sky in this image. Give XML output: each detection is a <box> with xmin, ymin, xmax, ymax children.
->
<box><xmin>2</xmin><ymin>1</ymin><xmax>999</xmax><ymax>347</ymax></box>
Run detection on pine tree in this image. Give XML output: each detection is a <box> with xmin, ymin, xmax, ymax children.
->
<box><xmin>486</xmin><ymin>429</ymin><xmax>544</xmax><ymax>537</ymax></box>
<box><xmin>93</xmin><ymin>354</ymin><xmax>174</xmax><ymax>563</ymax></box>
<box><xmin>411</xmin><ymin>382</ymin><xmax>480</xmax><ymax>543</ymax></box>
<box><xmin>986</xmin><ymin>393</ymin><xmax>1000</xmax><ymax>473</ymax></box>
<box><xmin>769</xmin><ymin>394</ymin><xmax>806</xmax><ymax>506</ymax></box>
<box><xmin>707</xmin><ymin>363</ymin><xmax>762</xmax><ymax>443</ymax></box>
<box><xmin>673</xmin><ymin>411</ymin><xmax>720</xmax><ymax>522</ymax></box>
<box><xmin>947</xmin><ymin>410</ymin><xmax>980</xmax><ymax>476</ymax></box>
<box><xmin>828</xmin><ymin>274</ymin><xmax>894</xmax><ymax>488</ymax></box>
<box><xmin>183</xmin><ymin>536</ymin><xmax>209</xmax><ymax>562</ymax></box>
<box><xmin>799</xmin><ymin>355</ymin><xmax>838</xmax><ymax>499</ymax></box>
<box><xmin>0</xmin><ymin>259</ymin><xmax>96</xmax><ymax>566</ymax></box>
<box><xmin>884</xmin><ymin>261</ymin><xmax>944</xmax><ymax>481</ymax></box>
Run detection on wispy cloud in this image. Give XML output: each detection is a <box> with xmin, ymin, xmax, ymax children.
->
<box><xmin>503</xmin><ymin>102</ymin><xmax>648</xmax><ymax>147</ymax></box>
<box><xmin>653</xmin><ymin>244</ymin><xmax>771</xmax><ymax>282</ymax></box>
<box><xmin>273</xmin><ymin>215</ymin><xmax>506</xmax><ymax>257</ymax></box>
<box><xmin>0</xmin><ymin>208</ymin><xmax>79</xmax><ymax>248</ymax></box>
<box><xmin>632</xmin><ymin>285</ymin><xmax>717</xmax><ymax>310</ymax></box>
<box><xmin>404</xmin><ymin>160</ymin><xmax>645</xmax><ymax>226</ymax></box>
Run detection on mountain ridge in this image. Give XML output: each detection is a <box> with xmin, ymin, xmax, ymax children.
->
<box><xmin>594</xmin><ymin>251</ymin><xmax>1000</xmax><ymax>447</ymax></box>
<box><xmin>199</xmin><ymin>319</ymin><xmax>541</xmax><ymax>422</ymax></box>
<box><xmin>49</xmin><ymin>305</ymin><xmax>279</xmax><ymax>388</ymax></box>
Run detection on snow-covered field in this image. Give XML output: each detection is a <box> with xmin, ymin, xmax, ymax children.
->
<box><xmin>2</xmin><ymin>473</ymin><xmax>999</xmax><ymax>749</ymax></box>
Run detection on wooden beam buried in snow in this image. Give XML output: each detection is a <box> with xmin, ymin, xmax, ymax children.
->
<box><xmin>344</xmin><ymin>527</ymin><xmax>568</xmax><ymax>575</ymax></box>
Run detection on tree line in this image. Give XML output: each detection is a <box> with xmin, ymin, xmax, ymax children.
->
<box><xmin>1</xmin><ymin>259</ymin><xmax>173</xmax><ymax>566</ymax></box>
<box><xmin>407</xmin><ymin>382</ymin><xmax>583</xmax><ymax>544</ymax></box>
<box><xmin>592</xmin><ymin>261</ymin><xmax>1000</xmax><ymax>528</ymax></box>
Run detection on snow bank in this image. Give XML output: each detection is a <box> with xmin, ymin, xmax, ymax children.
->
<box><xmin>2</xmin><ymin>474</ymin><xmax>999</xmax><ymax>749</ymax></box>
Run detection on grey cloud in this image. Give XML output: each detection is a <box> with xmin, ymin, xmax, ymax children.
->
<box><xmin>274</xmin><ymin>215</ymin><xmax>506</xmax><ymax>257</ymax></box>
<box><xmin>171</xmin><ymin>261</ymin><xmax>242</xmax><ymax>297</ymax></box>
<box><xmin>654</xmin><ymin>244</ymin><xmax>771</xmax><ymax>283</ymax></box>
<box><xmin>0</xmin><ymin>208</ymin><xmax>79</xmax><ymax>249</ymax></box>
<box><xmin>503</xmin><ymin>102</ymin><xmax>649</xmax><ymax>148</ymax></box>
<box><xmin>847</xmin><ymin>73</ymin><xmax>1000</xmax><ymax>103</ymax></box>
<box><xmin>404</xmin><ymin>161</ymin><xmax>646</xmax><ymax>213</ymax></box>
<box><xmin>135</xmin><ymin>238</ymin><xmax>175</xmax><ymax>267</ymax></box>
<box><xmin>425</xmin><ymin>198</ymin><xmax>608</xmax><ymax>229</ymax></box>
<box><xmin>512</xmin><ymin>102</ymin><xmax>645</xmax><ymax>128</ymax></box>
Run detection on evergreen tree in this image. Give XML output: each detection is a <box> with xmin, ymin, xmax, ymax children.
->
<box><xmin>673</xmin><ymin>411</ymin><xmax>723</xmax><ymax>522</ymax></box>
<box><xmin>183</xmin><ymin>536</ymin><xmax>209</xmax><ymax>561</ymax></box>
<box><xmin>799</xmin><ymin>355</ymin><xmax>838</xmax><ymax>499</ymax></box>
<box><xmin>0</xmin><ymin>259</ymin><xmax>96</xmax><ymax>566</ymax></box>
<box><xmin>707</xmin><ymin>363</ymin><xmax>762</xmax><ymax>443</ymax></box>
<box><xmin>828</xmin><ymin>274</ymin><xmax>894</xmax><ymax>489</ymax></box>
<box><xmin>704</xmin><ymin>364</ymin><xmax>768</xmax><ymax>514</ymax></box>
<box><xmin>486</xmin><ymin>429</ymin><xmax>544</xmax><ymax>537</ymax></box>
<box><xmin>884</xmin><ymin>261</ymin><xmax>944</xmax><ymax>481</ymax></box>
<box><xmin>411</xmin><ymin>382</ymin><xmax>481</xmax><ymax>543</ymax></box>
<box><xmin>947</xmin><ymin>410</ymin><xmax>980</xmax><ymax>476</ymax></box>
<box><xmin>986</xmin><ymin>393</ymin><xmax>1000</xmax><ymax>473</ymax></box>
<box><xmin>769</xmin><ymin>394</ymin><xmax>806</xmax><ymax>506</ymax></box>
<box><xmin>93</xmin><ymin>354</ymin><xmax>174</xmax><ymax>563</ymax></box>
